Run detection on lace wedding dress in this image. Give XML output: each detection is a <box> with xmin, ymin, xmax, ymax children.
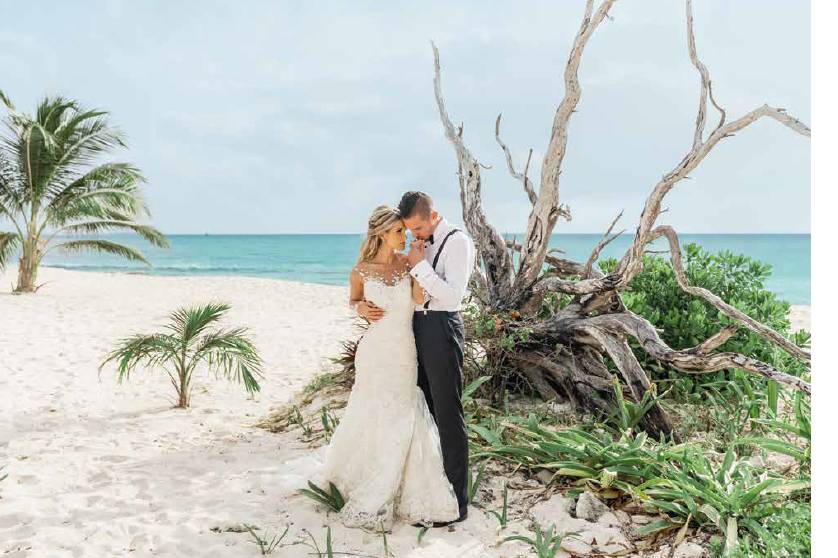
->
<box><xmin>317</xmin><ymin>265</ymin><xmax>460</xmax><ymax>531</ymax></box>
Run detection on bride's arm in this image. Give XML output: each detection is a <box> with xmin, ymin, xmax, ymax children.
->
<box><xmin>349</xmin><ymin>267</ymin><xmax>385</xmax><ymax>322</ymax></box>
<box><xmin>349</xmin><ymin>268</ymin><xmax>365</xmax><ymax>313</ymax></box>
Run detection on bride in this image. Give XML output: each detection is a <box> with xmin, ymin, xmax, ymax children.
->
<box><xmin>316</xmin><ymin>205</ymin><xmax>460</xmax><ymax>531</ymax></box>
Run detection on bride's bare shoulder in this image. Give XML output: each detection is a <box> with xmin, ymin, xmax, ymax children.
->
<box><xmin>351</xmin><ymin>263</ymin><xmax>370</xmax><ymax>277</ymax></box>
<box><xmin>352</xmin><ymin>262</ymin><xmax>387</xmax><ymax>280</ymax></box>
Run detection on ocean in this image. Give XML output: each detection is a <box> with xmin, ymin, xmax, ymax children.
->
<box><xmin>40</xmin><ymin>233</ymin><xmax>811</xmax><ymax>304</ymax></box>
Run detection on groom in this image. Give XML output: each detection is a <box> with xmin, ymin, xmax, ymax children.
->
<box><xmin>399</xmin><ymin>191</ymin><xmax>475</xmax><ymax>526</ymax></box>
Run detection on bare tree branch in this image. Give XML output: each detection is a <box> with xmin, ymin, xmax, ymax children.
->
<box><xmin>693</xmin><ymin>325</ymin><xmax>739</xmax><ymax>355</ymax></box>
<box><xmin>687</xmin><ymin>0</ymin><xmax>712</xmax><ymax>148</ymax></box>
<box><xmin>612</xmin><ymin>0</ymin><xmax>810</xmax><ymax>290</ymax></box>
<box><xmin>685</xmin><ymin>0</ymin><xmax>729</xmax><ymax>139</ymax></box>
<box><xmin>653</xmin><ymin>225</ymin><xmax>810</xmax><ymax>364</ymax></box>
<box><xmin>579</xmin><ymin>314</ymin><xmax>810</xmax><ymax>394</ymax></box>
<box><xmin>514</xmin><ymin>0</ymin><xmax>618</xmax><ymax>295</ymax></box>
<box><xmin>432</xmin><ymin>41</ymin><xmax>515</xmax><ymax>303</ymax></box>
<box><xmin>495</xmin><ymin>114</ymin><xmax>537</xmax><ymax>205</ymax></box>
<box><xmin>613</xmin><ymin>103</ymin><xmax>809</xmax><ymax>292</ymax></box>
<box><xmin>424</xmin><ymin>0</ymin><xmax>811</xmax><ymax>441</ymax></box>
<box><xmin>584</xmin><ymin>330</ymin><xmax>677</xmax><ymax>438</ymax></box>
<box><xmin>534</xmin><ymin>272</ymin><xmax>621</xmax><ymax>296</ymax></box>
<box><xmin>583</xmin><ymin>210</ymin><xmax>625</xmax><ymax>279</ymax></box>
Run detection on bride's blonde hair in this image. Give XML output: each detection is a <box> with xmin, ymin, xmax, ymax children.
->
<box><xmin>357</xmin><ymin>205</ymin><xmax>403</xmax><ymax>264</ymax></box>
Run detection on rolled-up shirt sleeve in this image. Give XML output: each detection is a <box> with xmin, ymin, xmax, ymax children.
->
<box><xmin>409</xmin><ymin>234</ymin><xmax>474</xmax><ymax>308</ymax></box>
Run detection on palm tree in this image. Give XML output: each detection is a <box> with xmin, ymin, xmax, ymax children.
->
<box><xmin>100</xmin><ymin>303</ymin><xmax>264</xmax><ymax>408</ymax></box>
<box><xmin>0</xmin><ymin>90</ymin><xmax>168</xmax><ymax>293</ymax></box>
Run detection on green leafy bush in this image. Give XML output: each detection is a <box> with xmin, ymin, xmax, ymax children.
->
<box><xmin>599</xmin><ymin>243</ymin><xmax>809</xmax><ymax>400</ymax></box>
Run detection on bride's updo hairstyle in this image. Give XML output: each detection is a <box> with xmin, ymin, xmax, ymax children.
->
<box><xmin>357</xmin><ymin>205</ymin><xmax>403</xmax><ymax>264</ymax></box>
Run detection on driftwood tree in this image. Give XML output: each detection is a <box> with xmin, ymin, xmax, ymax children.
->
<box><xmin>432</xmin><ymin>0</ymin><xmax>810</xmax><ymax>439</ymax></box>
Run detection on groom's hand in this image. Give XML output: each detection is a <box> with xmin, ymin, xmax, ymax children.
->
<box><xmin>407</xmin><ymin>240</ymin><xmax>425</xmax><ymax>267</ymax></box>
<box><xmin>356</xmin><ymin>300</ymin><xmax>385</xmax><ymax>322</ymax></box>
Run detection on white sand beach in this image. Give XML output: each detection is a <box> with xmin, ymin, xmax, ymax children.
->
<box><xmin>789</xmin><ymin>304</ymin><xmax>810</xmax><ymax>333</ymax></box>
<box><xmin>0</xmin><ymin>268</ymin><xmax>358</xmax><ymax>557</ymax></box>
<box><xmin>0</xmin><ymin>267</ymin><xmax>811</xmax><ymax>557</ymax></box>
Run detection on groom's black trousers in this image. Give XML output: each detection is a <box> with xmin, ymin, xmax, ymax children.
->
<box><xmin>413</xmin><ymin>309</ymin><xmax>469</xmax><ymax>514</ymax></box>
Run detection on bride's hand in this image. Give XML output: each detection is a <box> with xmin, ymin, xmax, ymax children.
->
<box><xmin>407</xmin><ymin>240</ymin><xmax>425</xmax><ymax>266</ymax></box>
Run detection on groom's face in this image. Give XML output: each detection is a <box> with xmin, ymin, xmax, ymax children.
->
<box><xmin>403</xmin><ymin>210</ymin><xmax>438</xmax><ymax>241</ymax></box>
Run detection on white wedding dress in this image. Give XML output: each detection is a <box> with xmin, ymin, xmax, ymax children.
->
<box><xmin>317</xmin><ymin>266</ymin><xmax>460</xmax><ymax>531</ymax></box>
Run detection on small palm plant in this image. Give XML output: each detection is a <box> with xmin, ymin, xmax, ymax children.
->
<box><xmin>502</xmin><ymin>523</ymin><xmax>571</xmax><ymax>558</ymax></box>
<box><xmin>100</xmin><ymin>303</ymin><xmax>263</xmax><ymax>408</ymax></box>
<box><xmin>0</xmin><ymin>90</ymin><xmax>168</xmax><ymax>292</ymax></box>
<box><xmin>299</xmin><ymin>480</ymin><xmax>345</xmax><ymax>513</ymax></box>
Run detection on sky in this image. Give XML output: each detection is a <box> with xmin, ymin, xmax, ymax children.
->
<box><xmin>0</xmin><ymin>0</ymin><xmax>810</xmax><ymax>234</ymax></box>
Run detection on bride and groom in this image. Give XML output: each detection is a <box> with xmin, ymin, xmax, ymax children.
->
<box><xmin>314</xmin><ymin>190</ymin><xmax>475</xmax><ymax>531</ymax></box>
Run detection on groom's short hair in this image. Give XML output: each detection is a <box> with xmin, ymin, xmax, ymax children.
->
<box><xmin>398</xmin><ymin>191</ymin><xmax>433</xmax><ymax>219</ymax></box>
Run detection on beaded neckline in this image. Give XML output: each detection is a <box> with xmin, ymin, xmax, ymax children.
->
<box><xmin>362</xmin><ymin>273</ymin><xmax>411</xmax><ymax>288</ymax></box>
<box><xmin>354</xmin><ymin>262</ymin><xmax>411</xmax><ymax>287</ymax></box>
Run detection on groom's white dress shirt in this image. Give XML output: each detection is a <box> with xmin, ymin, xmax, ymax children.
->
<box><xmin>409</xmin><ymin>217</ymin><xmax>476</xmax><ymax>313</ymax></box>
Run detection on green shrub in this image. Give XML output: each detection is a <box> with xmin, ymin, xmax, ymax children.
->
<box><xmin>599</xmin><ymin>243</ymin><xmax>809</xmax><ymax>401</ymax></box>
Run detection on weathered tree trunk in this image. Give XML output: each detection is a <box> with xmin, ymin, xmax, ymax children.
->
<box><xmin>176</xmin><ymin>355</ymin><xmax>190</xmax><ymax>408</ymax></box>
<box><xmin>178</xmin><ymin>387</ymin><xmax>188</xmax><ymax>408</ymax></box>
<box><xmin>14</xmin><ymin>237</ymin><xmax>39</xmax><ymax>293</ymax></box>
<box><xmin>433</xmin><ymin>0</ymin><xmax>810</xmax><ymax>439</ymax></box>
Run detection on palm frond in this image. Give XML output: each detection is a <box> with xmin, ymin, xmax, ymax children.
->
<box><xmin>167</xmin><ymin>302</ymin><xmax>233</xmax><ymax>343</ymax></box>
<box><xmin>0</xmin><ymin>90</ymin><xmax>31</xmax><ymax>132</ymax></box>
<box><xmin>0</xmin><ymin>231</ymin><xmax>20</xmax><ymax>269</ymax></box>
<box><xmin>55</xmin><ymin>220</ymin><xmax>169</xmax><ymax>248</ymax></box>
<box><xmin>16</xmin><ymin>122</ymin><xmax>57</xmax><ymax>203</ymax></box>
<box><xmin>38</xmin><ymin>98</ymin><xmax>79</xmax><ymax>136</ymax></box>
<box><xmin>0</xmin><ymin>150</ymin><xmax>24</xmax><ymax>218</ymax></box>
<box><xmin>55</xmin><ymin>188</ymin><xmax>147</xmax><ymax>220</ymax></box>
<box><xmin>194</xmin><ymin>328</ymin><xmax>264</xmax><ymax>394</ymax></box>
<box><xmin>3</xmin><ymin>93</ymin><xmax>139</xmax><ymax>216</ymax></box>
<box><xmin>49</xmin><ymin>194</ymin><xmax>138</xmax><ymax>225</ymax></box>
<box><xmin>0</xmin><ymin>90</ymin><xmax>14</xmax><ymax>111</ymax></box>
<box><xmin>52</xmin><ymin>239</ymin><xmax>150</xmax><ymax>265</ymax></box>
<box><xmin>99</xmin><ymin>333</ymin><xmax>181</xmax><ymax>383</ymax></box>
<box><xmin>46</xmin><ymin>162</ymin><xmax>146</xmax><ymax>216</ymax></box>
<box><xmin>0</xmin><ymin>197</ymin><xmax>23</xmax><ymax>236</ymax></box>
<box><xmin>51</xmin><ymin>113</ymin><xmax>124</xmax><ymax>172</ymax></box>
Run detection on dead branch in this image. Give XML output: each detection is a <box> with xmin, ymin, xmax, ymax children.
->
<box><xmin>514</xmin><ymin>0</ymin><xmax>618</xmax><ymax>294</ymax></box>
<box><xmin>583</xmin><ymin>210</ymin><xmax>625</xmax><ymax>279</ymax></box>
<box><xmin>579</xmin><ymin>314</ymin><xmax>810</xmax><ymax>394</ymax></box>
<box><xmin>432</xmin><ymin>42</ymin><xmax>515</xmax><ymax>304</ymax></box>
<box><xmin>426</xmin><ymin>0</ymin><xmax>810</xmax><ymax>440</ymax></box>
<box><xmin>495</xmin><ymin>114</ymin><xmax>537</xmax><ymax>205</ymax></box>
<box><xmin>653</xmin><ymin>225</ymin><xmax>810</xmax><ymax>364</ymax></box>
<box><xmin>694</xmin><ymin>326</ymin><xmax>739</xmax><ymax>355</ymax></box>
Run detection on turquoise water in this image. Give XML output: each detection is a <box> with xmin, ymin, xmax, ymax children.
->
<box><xmin>40</xmin><ymin>233</ymin><xmax>811</xmax><ymax>304</ymax></box>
